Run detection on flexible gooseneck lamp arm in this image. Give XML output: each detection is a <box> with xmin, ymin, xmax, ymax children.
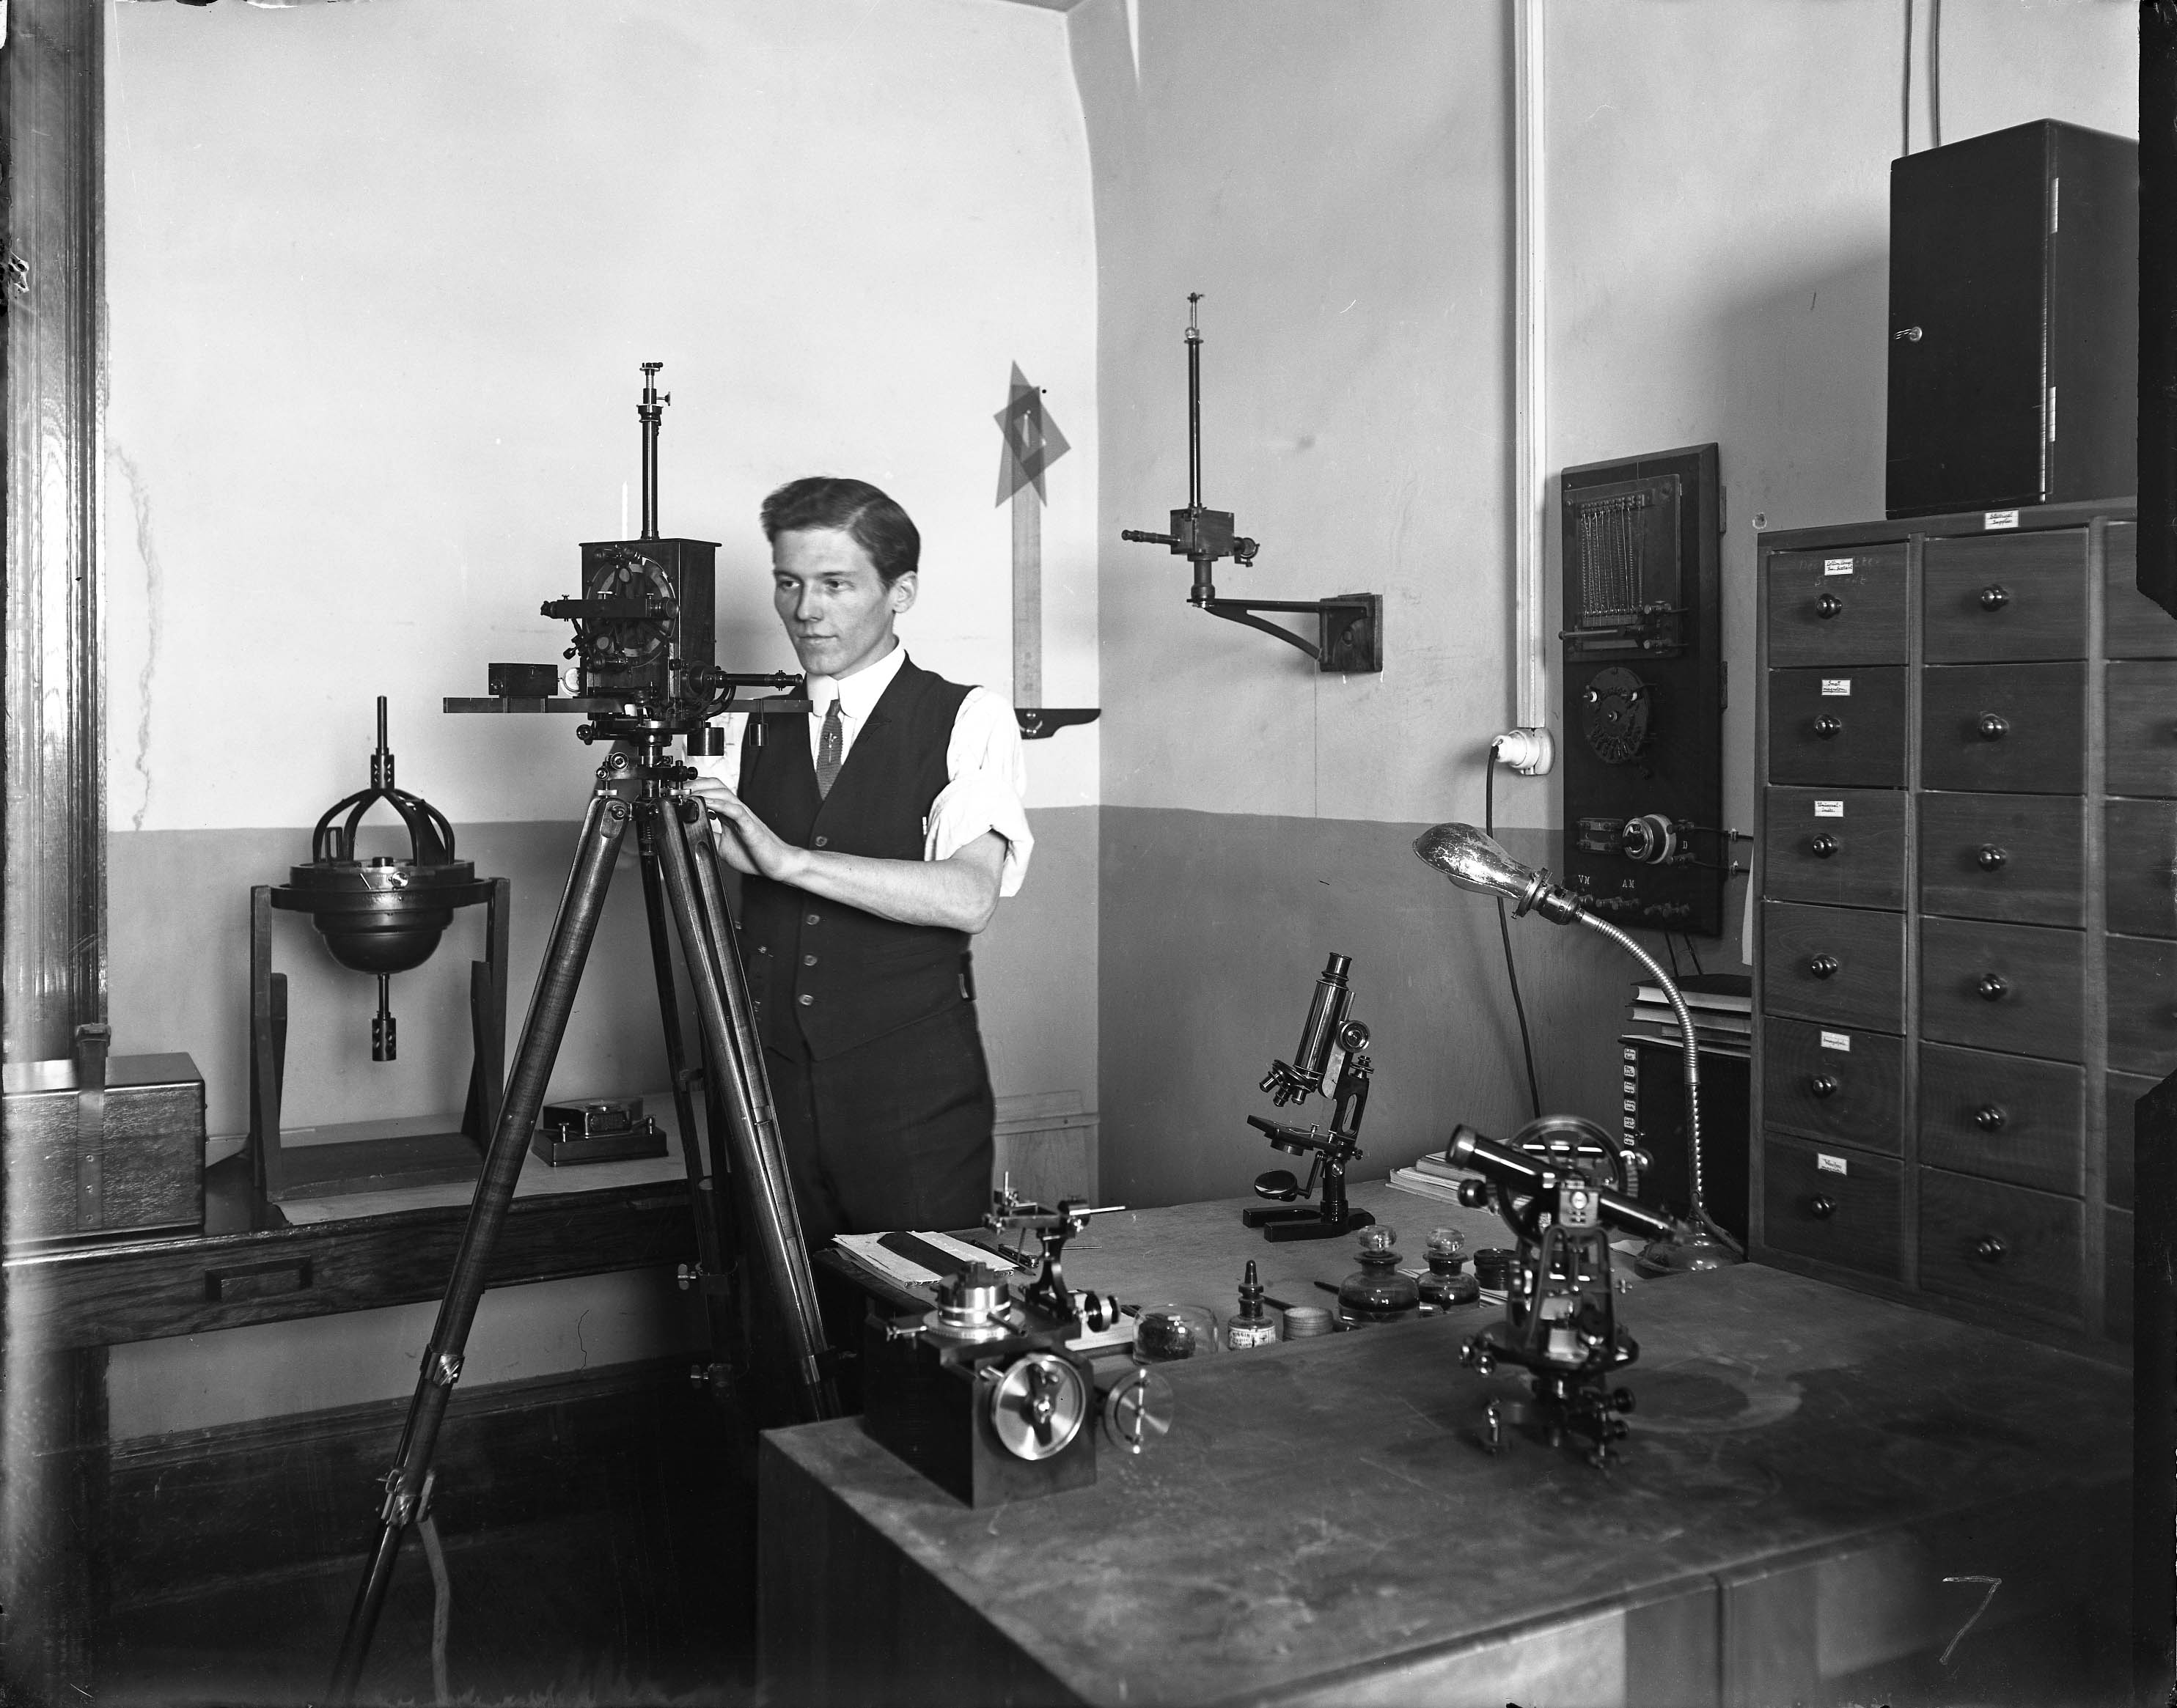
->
<box><xmin>1411</xmin><ymin>822</ymin><xmax>1742</xmax><ymax>1271</ymax></box>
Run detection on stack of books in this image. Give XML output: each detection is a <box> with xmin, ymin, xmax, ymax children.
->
<box><xmin>1623</xmin><ymin>971</ymin><xmax>1750</xmax><ymax>1058</ymax></box>
<box><xmin>1386</xmin><ymin>1151</ymin><xmax>1470</xmax><ymax>1205</ymax></box>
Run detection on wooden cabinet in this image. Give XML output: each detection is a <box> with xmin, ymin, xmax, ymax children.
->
<box><xmin>1753</xmin><ymin>499</ymin><xmax>2154</xmax><ymax>1352</ymax></box>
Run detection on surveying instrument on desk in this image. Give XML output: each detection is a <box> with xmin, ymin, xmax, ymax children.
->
<box><xmin>330</xmin><ymin>366</ymin><xmax>840</xmax><ymax>1701</ymax></box>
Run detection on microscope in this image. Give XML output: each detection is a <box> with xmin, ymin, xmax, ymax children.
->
<box><xmin>1242</xmin><ymin>953</ymin><xmax>1376</xmax><ymax>1242</ymax></box>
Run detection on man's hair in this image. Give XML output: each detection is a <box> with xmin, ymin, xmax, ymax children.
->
<box><xmin>760</xmin><ymin>476</ymin><xmax>920</xmax><ymax>586</ymax></box>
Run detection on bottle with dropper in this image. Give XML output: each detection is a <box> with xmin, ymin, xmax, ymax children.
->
<box><xmin>1225</xmin><ymin>1259</ymin><xmax>1280</xmax><ymax>1349</ymax></box>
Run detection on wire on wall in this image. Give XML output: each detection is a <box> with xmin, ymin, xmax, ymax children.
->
<box><xmin>1901</xmin><ymin>0</ymin><xmax>1914</xmax><ymax>155</ymax></box>
<box><xmin>1483</xmin><ymin>752</ymin><xmax>1545</xmax><ymax>1121</ymax></box>
<box><xmin>1901</xmin><ymin>0</ymin><xmax>1943</xmax><ymax>156</ymax></box>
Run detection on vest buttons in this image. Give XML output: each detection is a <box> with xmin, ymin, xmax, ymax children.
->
<box><xmin>805</xmin><ymin>913</ymin><xmax>820</xmax><ymax>926</ymax></box>
<box><xmin>814</xmin><ymin>835</ymin><xmax>829</xmax><ymax>848</ymax></box>
<box><xmin>803</xmin><ymin>954</ymin><xmax>818</xmax><ymax>968</ymax></box>
<box><xmin>798</xmin><ymin>993</ymin><xmax>815</xmax><ymax>1006</ymax></box>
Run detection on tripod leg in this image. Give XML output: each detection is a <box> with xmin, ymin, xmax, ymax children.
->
<box><xmin>650</xmin><ymin>800</ymin><xmax>840</xmax><ymax>1422</ymax></box>
<box><xmin>329</xmin><ymin>790</ymin><xmax>632</xmax><ymax>1704</ymax></box>
<box><xmin>634</xmin><ymin>817</ymin><xmax>742</xmax><ymax>1386</ymax></box>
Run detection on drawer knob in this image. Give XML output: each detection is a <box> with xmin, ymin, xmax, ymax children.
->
<box><xmin>1810</xmin><ymin>833</ymin><xmax>1839</xmax><ymax>859</ymax></box>
<box><xmin>1808</xmin><ymin>1195</ymin><xmax>1836</xmax><ymax>1219</ymax></box>
<box><xmin>1812</xmin><ymin>715</ymin><xmax>1844</xmax><ymax>740</ymax></box>
<box><xmin>1894</xmin><ymin>325</ymin><xmax>1923</xmax><ymax>342</ymax></box>
<box><xmin>1976</xmin><ymin>844</ymin><xmax>2008</xmax><ymax>871</ymax></box>
<box><xmin>1972</xmin><ymin>1235</ymin><xmax>2007</xmax><ymax>1263</ymax></box>
<box><xmin>1974</xmin><ymin>1103</ymin><xmax>2008</xmax><ymax>1132</ymax></box>
<box><xmin>1977</xmin><ymin>972</ymin><xmax>2008</xmax><ymax>1002</ymax></box>
<box><xmin>1809</xmin><ymin>1072</ymin><xmax>1840</xmax><ymax>1099</ymax></box>
<box><xmin>1808</xmin><ymin>954</ymin><xmax>1841</xmax><ymax>979</ymax></box>
<box><xmin>1978</xmin><ymin>584</ymin><xmax>2011</xmax><ymax>612</ymax></box>
<box><xmin>1977</xmin><ymin>712</ymin><xmax>2010</xmax><ymax>740</ymax></box>
<box><xmin>1816</xmin><ymin>592</ymin><xmax>1844</xmax><ymax>619</ymax></box>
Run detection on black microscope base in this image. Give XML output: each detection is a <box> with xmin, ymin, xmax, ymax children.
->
<box><xmin>1243</xmin><ymin>1206</ymin><xmax>1376</xmax><ymax>1242</ymax></box>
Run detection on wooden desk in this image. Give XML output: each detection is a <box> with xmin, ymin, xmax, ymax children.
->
<box><xmin>3</xmin><ymin>1154</ymin><xmax>696</xmax><ymax>1700</ymax></box>
<box><xmin>760</xmin><ymin>1182</ymin><xmax>2130</xmax><ymax>1707</ymax></box>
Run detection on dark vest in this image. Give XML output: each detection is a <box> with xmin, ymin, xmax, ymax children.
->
<box><xmin>737</xmin><ymin>658</ymin><xmax>974</xmax><ymax>1061</ymax></box>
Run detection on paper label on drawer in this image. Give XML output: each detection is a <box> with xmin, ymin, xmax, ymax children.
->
<box><xmin>1813</xmin><ymin>800</ymin><xmax>1844</xmax><ymax>817</ymax></box>
<box><xmin>1623</xmin><ymin>1098</ymin><xmax>1637</xmax><ymax>1113</ymax></box>
<box><xmin>1820</xmin><ymin>678</ymin><xmax>1851</xmax><ymax>696</ymax></box>
<box><xmin>1622</xmin><ymin>1047</ymin><xmax>1637</xmax><ymax>1062</ymax></box>
<box><xmin>1818</xmin><ymin>1030</ymin><xmax>1852</xmax><ymax>1052</ymax></box>
<box><xmin>1983</xmin><ymin>509</ymin><xmax>2020</xmax><ymax>531</ymax></box>
<box><xmin>1823</xmin><ymin>557</ymin><xmax>1855</xmax><ymax>576</ymax></box>
<box><xmin>1816</xmin><ymin>1152</ymin><xmax>1849</xmax><ymax>1175</ymax></box>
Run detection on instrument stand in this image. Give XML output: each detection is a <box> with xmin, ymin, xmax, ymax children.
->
<box><xmin>328</xmin><ymin>726</ymin><xmax>838</xmax><ymax>1704</ymax></box>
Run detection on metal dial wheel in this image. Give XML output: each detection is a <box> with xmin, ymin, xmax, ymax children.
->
<box><xmin>1580</xmin><ymin>667</ymin><xmax>1651</xmax><ymax>765</ymax></box>
<box><xmin>987</xmin><ymin>1351</ymin><xmax>1089</xmax><ymax>1461</ymax></box>
<box><xmin>1098</xmin><ymin>1366</ymin><xmax>1173</xmax><ymax>1456</ymax></box>
<box><xmin>583</xmin><ymin>547</ymin><xmax>676</xmax><ymax>669</ymax></box>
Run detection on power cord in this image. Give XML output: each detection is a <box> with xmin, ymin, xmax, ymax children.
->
<box><xmin>1485</xmin><ymin>743</ymin><xmax>1544</xmax><ymax>1120</ymax></box>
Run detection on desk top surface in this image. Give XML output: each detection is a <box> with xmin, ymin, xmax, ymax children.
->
<box><xmin>770</xmin><ymin>1182</ymin><xmax>2131</xmax><ymax>1707</ymax></box>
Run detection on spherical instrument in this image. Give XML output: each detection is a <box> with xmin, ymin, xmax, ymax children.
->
<box><xmin>1579</xmin><ymin>666</ymin><xmax>1651</xmax><ymax>765</ymax></box>
<box><xmin>581</xmin><ymin>547</ymin><xmax>677</xmax><ymax>672</ymax></box>
<box><xmin>987</xmin><ymin>1351</ymin><xmax>1090</xmax><ymax>1461</ymax></box>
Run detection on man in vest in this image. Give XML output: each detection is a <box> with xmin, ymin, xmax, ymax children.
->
<box><xmin>689</xmin><ymin>476</ymin><xmax>1032</xmax><ymax>1242</ymax></box>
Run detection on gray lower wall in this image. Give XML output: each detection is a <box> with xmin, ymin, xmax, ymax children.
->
<box><xmin>1098</xmin><ymin>807</ymin><xmax>1722</xmax><ymax>1210</ymax></box>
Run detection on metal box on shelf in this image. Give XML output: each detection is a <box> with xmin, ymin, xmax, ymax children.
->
<box><xmin>4</xmin><ymin>1042</ymin><xmax>204</xmax><ymax>1246</ymax></box>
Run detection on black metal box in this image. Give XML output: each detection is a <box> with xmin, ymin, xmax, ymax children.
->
<box><xmin>572</xmin><ymin>537</ymin><xmax>716</xmax><ymax>700</ymax></box>
<box><xmin>1887</xmin><ymin>119</ymin><xmax>2137</xmax><ymax>518</ymax></box>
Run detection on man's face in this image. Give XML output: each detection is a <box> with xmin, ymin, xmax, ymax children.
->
<box><xmin>771</xmin><ymin>527</ymin><xmax>916</xmax><ymax>680</ymax></box>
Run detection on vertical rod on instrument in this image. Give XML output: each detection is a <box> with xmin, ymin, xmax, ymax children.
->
<box><xmin>372</xmin><ymin>695</ymin><xmax>392</xmax><ymax>790</ymax></box>
<box><xmin>1185</xmin><ymin>293</ymin><xmax>1203</xmax><ymax>513</ymax></box>
<box><xmin>372</xmin><ymin>973</ymin><xmax>395</xmax><ymax>1063</ymax></box>
<box><xmin>329</xmin><ymin>789</ymin><xmax>631</xmax><ymax>1704</ymax></box>
<box><xmin>638</xmin><ymin>361</ymin><xmax>667</xmax><ymax>540</ymax></box>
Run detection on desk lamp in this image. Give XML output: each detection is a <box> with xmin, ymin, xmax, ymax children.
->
<box><xmin>1411</xmin><ymin>822</ymin><xmax>1741</xmax><ymax>1276</ymax></box>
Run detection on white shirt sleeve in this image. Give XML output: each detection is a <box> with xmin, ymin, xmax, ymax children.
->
<box><xmin>925</xmin><ymin>685</ymin><xmax>1033</xmax><ymax>897</ymax></box>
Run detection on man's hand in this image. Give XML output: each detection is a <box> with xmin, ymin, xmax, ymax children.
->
<box><xmin>683</xmin><ymin>773</ymin><xmax>1006</xmax><ymax>933</ymax></box>
<box><xmin>686</xmin><ymin>774</ymin><xmax>807</xmax><ymax>884</ymax></box>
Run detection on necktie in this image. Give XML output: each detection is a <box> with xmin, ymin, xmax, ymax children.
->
<box><xmin>815</xmin><ymin>698</ymin><xmax>843</xmax><ymax>800</ymax></box>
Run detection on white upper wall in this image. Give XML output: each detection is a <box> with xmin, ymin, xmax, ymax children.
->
<box><xmin>105</xmin><ymin>0</ymin><xmax>1099</xmax><ymax>831</ymax></box>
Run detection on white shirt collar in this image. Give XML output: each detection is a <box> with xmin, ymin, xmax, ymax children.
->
<box><xmin>807</xmin><ymin>641</ymin><xmax>906</xmax><ymax>722</ymax></box>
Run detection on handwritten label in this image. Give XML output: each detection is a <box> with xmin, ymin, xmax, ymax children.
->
<box><xmin>1984</xmin><ymin>509</ymin><xmax>2020</xmax><ymax>531</ymax></box>
<box><xmin>1622</xmin><ymin>1047</ymin><xmax>1638</xmax><ymax>1062</ymax></box>
<box><xmin>1813</xmin><ymin>800</ymin><xmax>1844</xmax><ymax>818</ymax></box>
<box><xmin>1821</xmin><ymin>678</ymin><xmax>1852</xmax><ymax>696</ymax></box>
<box><xmin>1623</xmin><ymin>1098</ymin><xmax>1637</xmax><ymax>1113</ymax></box>
<box><xmin>1819</xmin><ymin>1030</ymin><xmax>1852</xmax><ymax>1052</ymax></box>
<box><xmin>1817</xmin><ymin>1152</ymin><xmax>1849</xmax><ymax>1175</ymax></box>
<box><xmin>1823</xmin><ymin>557</ymin><xmax>1855</xmax><ymax>576</ymax></box>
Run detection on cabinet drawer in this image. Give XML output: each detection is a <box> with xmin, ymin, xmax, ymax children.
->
<box><xmin>1917</xmin><ymin>1042</ymin><xmax>2084</xmax><ymax>1196</ymax></box>
<box><xmin>1919</xmin><ymin>916</ymin><xmax>2083</xmax><ymax>1063</ymax></box>
<box><xmin>1923</xmin><ymin>530</ymin><xmax>2088</xmax><ymax>662</ymax></box>
<box><xmin>1761</xmin><ymin>1134</ymin><xmax>1903</xmax><ymax>1279</ymax></box>
<box><xmin>2107</xmin><ymin>799</ymin><xmax>2177</xmax><ymax>938</ymax></box>
<box><xmin>1920</xmin><ymin>663</ymin><xmax>2085</xmax><ymax>794</ymax></box>
<box><xmin>2103</xmin><ymin>523</ymin><xmax>2177</xmax><ymax>658</ymax></box>
<box><xmin>1761</xmin><ymin>1017</ymin><xmax>1904</xmax><ymax>1152</ymax></box>
<box><xmin>1918</xmin><ymin>1168</ymin><xmax>2082</xmax><ymax>1322</ymax></box>
<box><xmin>1767</xmin><ymin>667</ymin><xmax>1906</xmax><ymax>787</ymax></box>
<box><xmin>2106</xmin><ymin>1070</ymin><xmax>2158</xmax><ymax>1211</ymax></box>
<box><xmin>2108</xmin><ymin>662</ymin><xmax>2177</xmax><ymax>798</ymax></box>
<box><xmin>2108</xmin><ymin>932</ymin><xmax>2177</xmax><ymax>1078</ymax></box>
<box><xmin>1762</xmin><ymin>787</ymin><xmax>1905</xmax><ymax>909</ymax></box>
<box><xmin>1917</xmin><ymin>793</ymin><xmax>2084</xmax><ymax>927</ymax></box>
<box><xmin>1762</xmin><ymin>902</ymin><xmax>1906</xmax><ymax>1031</ymax></box>
<box><xmin>1766</xmin><ymin>545</ymin><xmax>1909</xmax><ymax>666</ymax></box>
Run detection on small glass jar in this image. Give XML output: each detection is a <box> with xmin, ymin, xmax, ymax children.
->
<box><xmin>1134</xmin><ymin>1302</ymin><xmax>1220</xmax><ymax>1363</ymax></box>
<box><xmin>1337</xmin><ymin>1225</ymin><xmax>1420</xmax><ymax>1326</ymax></box>
<box><xmin>1417</xmin><ymin>1226</ymin><xmax>1480</xmax><ymax>1310</ymax></box>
